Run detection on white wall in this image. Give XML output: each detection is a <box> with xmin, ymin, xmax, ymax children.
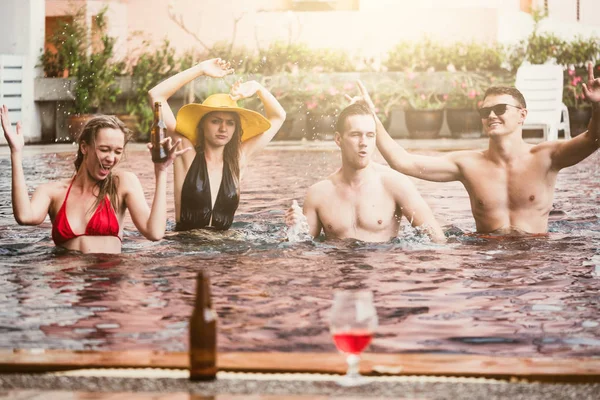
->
<box><xmin>46</xmin><ymin>0</ymin><xmax>129</xmax><ymax>60</ymax></box>
<box><xmin>0</xmin><ymin>0</ymin><xmax>45</xmax><ymax>144</ymax></box>
<box><xmin>42</xmin><ymin>0</ymin><xmax>600</xmax><ymax>61</ymax></box>
<box><xmin>359</xmin><ymin>0</ymin><xmax>522</xmax><ymax>9</ymax></box>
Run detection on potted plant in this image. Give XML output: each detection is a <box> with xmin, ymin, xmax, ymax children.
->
<box><xmin>369</xmin><ymin>81</ymin><xmax>406</xmax><ymax>138</ymax></box>
<box><xmin>123</xmin><ymin>39</ymin><xmax>180</xmax><ymax>141</ymax></box>
<box><xmin>445</xmin><ymin>78</ymin><xmax>484</xmax><ymax>138</ymax></box>
<box><xmin>62</xmin><ymin>7</ymin><xmax>120</xmax><ymax>139</ymax></box>
<box><xmin>563</xmin><ymin>66</ymin><xmax>592</xmax><ymax>137</ymax></box>
<box><xmin>403</xmin><ymin>89</ymin><xmax>446</xmax><ymax>139</ymax></box>
<box><xmin>304</xmin><ymin>84</ymin><xmax>347</xmax><ymax>140</ymax></box>
<box><xmin>270</xmin><ymin>88</ymin><xmax>310</xmax><ymax>141</ymax></box>
<box><xmin>40</xmin><ymin>8</ymin><xmax>86</xmax><ymax>78</ymax></box>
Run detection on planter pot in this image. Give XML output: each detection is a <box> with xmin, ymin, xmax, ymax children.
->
<box><xmin>446</xmin><ymin>109</ymin><xmax>482</xmax><ymax>138</ymax></box>
<box><xmin>67</xmin><ymin>114</ymin><xmax>96</xmax><ymax>140</ymax></box>
<box><xmin>568</xmin><ymin>107</ymin><xmax>591</xmax><ymax>137</ymax></box>
<box><xmin>116</xmin><ymin>114</ymin><xmax>141</xmax><ymax>141</ymax></box>
<box><xmin>387</xmin><ymin>108</ymin><xmax>409</xmax><ymax>139</ymax></box>
<box><xmin>276</xmin><ymin>113</ymin><xmax>307</xmax><ymax>140</ymax></box>
<box><xmin>307</xmin><ymin>113</ymin><xmax>336</xmax><ymax>140</ymax></box>
<box><xmin>405</xmin><ymin>109</ymin><xmax>444</xmax><ymax>139</ymax></box>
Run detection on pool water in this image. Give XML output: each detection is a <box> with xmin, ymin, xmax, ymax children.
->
<box><xmin>0</xmin><ymin>147</ymin><xmax>599</xmax><ymax>357</ymax></box>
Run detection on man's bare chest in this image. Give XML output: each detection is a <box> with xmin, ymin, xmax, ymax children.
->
<box><xmin>462</xmin><ymin>161</ymin><xmax>556</xmax><ymax>212</ymax></box>
<box><xmin>318</xmin><ymin>189</ymin><xmax>398</xmax><ymax>234</ymax></box>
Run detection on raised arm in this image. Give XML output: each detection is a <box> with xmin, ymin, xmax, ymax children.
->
<box><xmin>387</xmin><ymin>171</ymin><xmax>446</xmax><ymax>243</ymax></box>
<box><xmin>148</xmin><ymin>58</ymin><xmax>233</xmax><ymax>218</ymax></box>
<box><xmin>550</xmin><ymin>62</ymin><xmax>600</xmax><ymax>170</ymax></box>
<box><xmin>148</xmin><ymin>58</ymin><xmax>234</xmax><ymax>141</ymax></box>
<box><xmin>231</xmin><ymin>80</ymin><xmax>286</xmax><ymax>163</ymax></box>
<box><xmin>354</xmin><ymin>81</ymin><xmax>462</xmax><ymax>182</ymax></box>
<box><xmin>124</xmin><ymin>138</ymin><xmax>190</xmax><ymax>240</ymax></box>
<box><xmin>1</xmin><ymin>105</ymin><xmax>52</xmax><ymax>225</ymax></box>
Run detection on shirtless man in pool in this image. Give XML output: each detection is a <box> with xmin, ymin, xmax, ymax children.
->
<box><xmin>355</xmin><ymin>63</ymin><xmax>600</xmax><ymax>234</ymax></box>
<box><xmin>285</xmin><ymin>102</ymin><xmax>445</xmax><ymax>243</ymax></box>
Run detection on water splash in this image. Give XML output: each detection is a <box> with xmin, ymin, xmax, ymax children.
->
<box><xmin>285</xmin><ymin>200</ymin><xmax>311</xmax><ymax>242</ymax></box>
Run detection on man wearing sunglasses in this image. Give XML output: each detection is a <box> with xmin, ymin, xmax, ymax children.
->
<box><xmin>354</xmin><ymin>63</ymin><xmax>600</xmax><ymax>234</ymax></box>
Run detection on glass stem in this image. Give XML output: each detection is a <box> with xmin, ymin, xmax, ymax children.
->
<box><xmin>345</xmin><ymin>354</ymin><xmax>361</xmax><ymax>379</ymax></box>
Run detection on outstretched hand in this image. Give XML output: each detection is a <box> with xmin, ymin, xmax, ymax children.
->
<box><xmin>582</xmin><ymin>62</ymin><xmax>600</xmax><ymax>104</ymax></box>
<box><xmin>344</xmin><ymin>80</ymin><xmax>376</xmax><ymax>112</ymax></box>
<box><xmin>148</xmin><ymin>137</ymin><xmax>191</xmax><ymax>172</ymax></box>
<box><xmin>0</xmin><ymin>104</ymin><xmax>24</xmax><ymax>153</ymax></box>
<box><xmin>229</xmin><ymin>79</ymin><xmax>261</xmax><ymax>101</ymax></box>
<box><xmin>199</xmin><ymin>58</ymin><xmax>234</xmax><ymax>78</ymax></box>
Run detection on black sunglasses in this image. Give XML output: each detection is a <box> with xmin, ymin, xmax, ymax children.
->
<box><xmin>478</xmin><ymin>104</ymin><xmax>522</xmax><ymax>118</ymax></box>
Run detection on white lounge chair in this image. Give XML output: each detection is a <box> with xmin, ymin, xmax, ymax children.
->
<box><xmin>515</xmin><ymin>63</ymin><xmax>571</xmax><ymax>141</ymax></box>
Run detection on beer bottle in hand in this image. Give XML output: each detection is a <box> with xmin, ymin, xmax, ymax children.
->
<box><xmin>151</xmin><ymin>102</ymin><xmax>168</xmax><ymax>163</ymax></box>
<box><xmin>189</xmin><ymin>270</ymin><xmax>217</xmax><ymax>381</ymax></box>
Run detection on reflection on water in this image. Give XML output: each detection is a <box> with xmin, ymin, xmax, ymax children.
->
<box><xmin>0</xmin><ymin>148</ymin><xmax>599</xmax><ymax>357</ymax></box>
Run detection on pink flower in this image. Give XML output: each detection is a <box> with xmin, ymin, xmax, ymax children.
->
<box><xmin>420</xmin><ymin>94</ymin><xmax>426</xmax><ymax>100</ymax></box>
<box><xmin>327</xmin><ymin>87</ymin><xmax>338</xmax><ymax>96</ymax></box>
<box><xmin>414</xmin><ymin>83</ymin><xmax>420</xmax><ymax>89</ymax></box>
<box><xmin>477</xmin><ymin>100</ymin><xmax>483</xmax><ymax>108</ymax></box>
<box><xmin>568</xmin><ymin>68</ymin><xmax>576</xmax><ymax>76</ymax></box>
<box><xmin>468</xmin><ymin>90</ymin><xmax>477</xmax><ymax>99</ymax></box>
<box><xmin>374</xmin><ymin>107</ymin><xmax>380</xmax><ymax>113</ymax></box>
<box><xmin>442</xmin><ymin>94</ymin><xmax>449</xmax><ymax>100</ymax></box>
<box><xmin>306</xmin><ymin>101</ymin><xmax>317</xmax><ymax>110</ymax></box>
<box><xmin>343</xmin><ymin>82</ymin><xmax>354</xmax><ymax>91</ymax></box>
<box><xmin>407</xmin><ymin>72</ymin><xmax>416</xmax><ymax>80</ymax></box>
<box><xmin>461</xmin><ymin>82</ymin><xmax>467</xmax><ymax>88</ymax></box>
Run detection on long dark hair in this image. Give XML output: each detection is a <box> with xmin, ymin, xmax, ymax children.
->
<box><xmin>74</xmin><ymin>115</ymin><xmax>132</xmax><ymax>214</ymax></box>
<box><xmin>195</xmin><ymin>111</ymin><xmax>243</xmax><ymax>189</ymax></box>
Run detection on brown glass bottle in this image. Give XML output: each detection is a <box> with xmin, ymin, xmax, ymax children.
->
<box><xmin>189</xmin><ymin>270</ymin><xmax>217</xmax><ymax>381</ymax></box>
<box><xmin>150</xmin><ymin>101</ymin><xmax>168</xmax><ymax>163</ymax></box>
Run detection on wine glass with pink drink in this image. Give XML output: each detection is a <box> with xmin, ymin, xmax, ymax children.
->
<box><xmin>329</xmin><ymin>290</ymin><xmax>378</xmax><ymax>386</ymax></box>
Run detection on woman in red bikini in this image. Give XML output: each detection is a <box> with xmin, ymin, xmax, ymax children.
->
<box><xmin>1</xmin><ymin>106</ymin><xmax>189</xmax><ymax>254</ymax></box>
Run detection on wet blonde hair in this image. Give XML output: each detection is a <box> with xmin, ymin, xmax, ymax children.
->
<box><xmin>74</xmin><ymin>115</ymin><xmax>132</xmax><ymax>214</ymax></box>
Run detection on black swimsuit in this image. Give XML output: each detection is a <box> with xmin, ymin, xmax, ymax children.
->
<box><xmin>176</xmin><ymin>151</ymin><xmax>240</xmax><ymax>231</ymax></box>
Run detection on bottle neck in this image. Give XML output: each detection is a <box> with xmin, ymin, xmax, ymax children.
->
<box><xmin>154</xmin><ymin>103</ymin><xmax>162</xmax><ymax>120</ymax></box>
<box><xmin>195</xmin><ymin>272</ymin><xmax>212</xmax><ymax>309</ymax></box>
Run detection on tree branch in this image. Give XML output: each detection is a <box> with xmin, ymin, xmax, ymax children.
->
<box><xmin>167</xmin><ymin>4</ymin><xmax>210</xmax><ymax>51</ymax></box>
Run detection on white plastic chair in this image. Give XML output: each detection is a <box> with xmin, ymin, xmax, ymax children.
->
<box><xmin>515</xmin><ymin>63</ymin><xmax>571</xmax><ymax>141</ymax></box>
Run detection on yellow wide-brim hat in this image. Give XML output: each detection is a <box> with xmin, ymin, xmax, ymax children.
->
<box><xmin>175</xmin><ymin>93</ymin><xmax>271</xmax><ymax>146</ymax></box>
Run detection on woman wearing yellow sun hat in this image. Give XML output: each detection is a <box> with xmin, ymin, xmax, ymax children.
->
<box><xmin>148</xmin><ymin>58</ymin><xmax>286</xmax><ymax>231</ymax></box>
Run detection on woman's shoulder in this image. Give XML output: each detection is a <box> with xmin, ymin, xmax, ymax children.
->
<box><xmin>42</xmin><ymin>179</ymin><xmax>71</xmax><ymax>196</ymax></box>
<box><xmin>113</xmin><ymin>169</ymin><xmax>138</xmax><ymax>181</ymax></box>
<box><xmin>113</xmin><ymin>170</ymin><xmax>140</xmax><ymax>189</ymax></box>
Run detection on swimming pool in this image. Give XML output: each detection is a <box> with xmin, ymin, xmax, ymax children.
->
<box><xmin>0</xmin><ymin>144</ymin><xmax>599</xmax><ymax>358</ymax></box>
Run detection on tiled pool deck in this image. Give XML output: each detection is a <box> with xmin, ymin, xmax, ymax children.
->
<box><xmin>1</xmin><ymin>370</ymin><xmax>599</xmax><ymax>400</ymax></box>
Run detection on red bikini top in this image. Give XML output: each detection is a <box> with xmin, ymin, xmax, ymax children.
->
<box><xmin>51</xmin><ymin>180</ymin><xmax>121</xmax><ymax>246</ymax></box>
